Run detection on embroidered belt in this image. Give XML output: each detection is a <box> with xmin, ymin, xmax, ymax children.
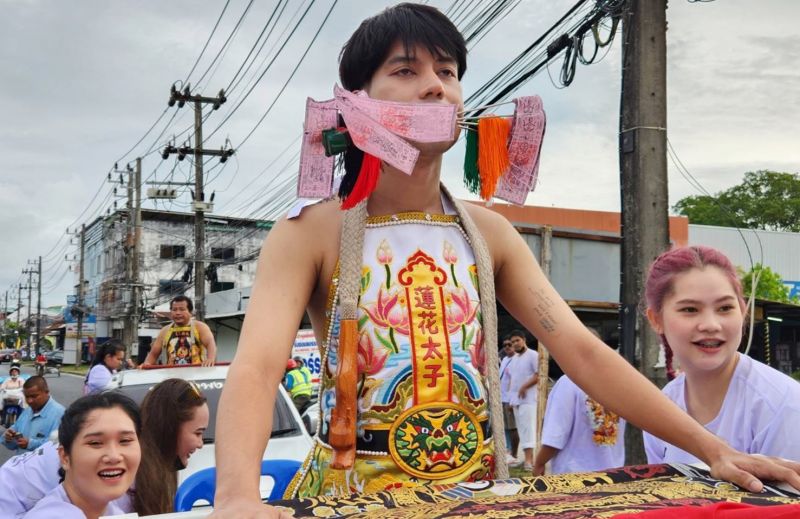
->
<box><xmin>321</xmin><ymin>415</ymin><xmax>491</xmax><ymax>455</ymax></box>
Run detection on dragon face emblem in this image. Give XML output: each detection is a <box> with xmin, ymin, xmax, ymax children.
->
<box><xmin>389</xmin><ymin>403</ymin><xmax>483</xmax><ymax>479</ymax></box>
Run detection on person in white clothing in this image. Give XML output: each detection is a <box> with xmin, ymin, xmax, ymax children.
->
<box><xmin>84</xmin><ymin>339</ymin><xmax>126</xmax><ymax>395</ymax></box>
<box><xmin>534</xmin><ymin>374</ymin><xmax>627</xmax><ymax>475</ymax></box>
<box><xmin>499</xmin><ymin>337</ymin><xmax>520</xmax><ymax>464</ymax></box>
<box><xmin>24</xmin><ymin>392</ymin><xmax>141</xmax><ymax>519</ymax></box>
<box><xmin>642</xmin><ymin>245</ymin><xmax>800</xmax><ymax>464</ymax></box>
<box><xmin>506</xmin><ymin>330</ymin><xmax>539</xmax><ymax>470</ymax></box>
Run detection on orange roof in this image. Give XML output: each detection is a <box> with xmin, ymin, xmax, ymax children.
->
<box><xmin>473</xmin><ymin>202</ymin><xmax>688</xmax><ymax>247</ymax></box>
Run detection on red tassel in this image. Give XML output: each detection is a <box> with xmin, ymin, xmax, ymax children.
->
<box><xmin>341</xmin><ymin>153</ymin><xmax>381</xmax><ymax>209</ymax></box>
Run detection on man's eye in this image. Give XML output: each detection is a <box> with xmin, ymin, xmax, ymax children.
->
<box><xmin>393</xmin><ymin>68</ymin><xmax>414</xmax><ymax>76</ymax></box>
<box><xmin>439</xmin><ymin>69</ymin><xmax>456</xmax><ymax>77</ymax></box>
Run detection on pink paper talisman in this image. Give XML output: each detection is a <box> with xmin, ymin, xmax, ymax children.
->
<box><xmin>494</xmin><ymin>96</ymin><xmax>546</xmax><ymax>205</ymax></box>
<box><xmin>298</xmin><ymin>98</ymin><xmax>338</xmax><ymax>198</ymax></box>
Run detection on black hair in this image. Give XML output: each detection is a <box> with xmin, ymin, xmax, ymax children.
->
<box><xmin>338</xmin><ymin>3</ymin><xmax>467</xmax><ymax>91</ymax></box>
<box><xmin>508</xmin><ymin>330</ymin><xmax>527</xmax><ymax>341</ymax></box>
<box><xmin>58</xmin><ymin>392</ymin><xmax>141</xmax><ymax>481</ymax></box>
<box><xmin>170</xmin><ymin>295</ymin><xmax>194</xmax><ymax>312</ymax></box>
<box><xmin>23</xmin><ymin>375</ymin><xmax>48</xmax><ymax>392</ymax></box>
<box><xmin>336</xmin><ymin>4</ymin><xmax>466</xmax><ymax>204</ymax></box>
<box><xmin>90</xmin><ymin>338</ymin><xmax>126</xmax><ymax>371</ymax></box>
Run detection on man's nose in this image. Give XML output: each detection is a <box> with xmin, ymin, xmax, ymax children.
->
<box><xmin>419</xmin><ymin>70</ymin><xmax>444</xmax><ymax>100</ymax></box>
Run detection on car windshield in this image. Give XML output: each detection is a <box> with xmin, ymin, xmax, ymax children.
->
<box><xmin>117</xmin><ymin>379</ymin><xmax>302</xmax><ymax>442</ymax></box>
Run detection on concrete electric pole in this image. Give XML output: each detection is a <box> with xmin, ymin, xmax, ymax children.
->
<box><xmin>162</xmin><ymin>84</ymin><xmax>233</xmax><ymax>320</ymax></box>
<box><xmin>36</xmin><ymin>256</ymin><xmax>42</xmax><ymax>356</ymax></box>
<box><xmin>619</xmin><ymin>0</ymin><xmax>669</xmax><ymax>464</ymax></box>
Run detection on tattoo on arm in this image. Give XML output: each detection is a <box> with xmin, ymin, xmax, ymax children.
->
<box><xmin>531</xmin><ymin>288</ymin><xmax>558</xmax><ymax>334</ymax></box>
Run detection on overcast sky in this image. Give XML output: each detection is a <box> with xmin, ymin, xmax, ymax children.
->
<box><xmin>1</xmin><ymin>0</ymin><xmax>798</xmax><ymax>309</ymax></box>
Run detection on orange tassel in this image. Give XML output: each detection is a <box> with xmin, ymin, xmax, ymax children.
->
<box><xmin>341</xmin><ymin>153</ymin><xmax>381</xmax><ymax>209</ymax></box>
<box><xmin>477</xmin><ymin>117</ymin><xmax>511</xmax><ymax>200</ymax></box>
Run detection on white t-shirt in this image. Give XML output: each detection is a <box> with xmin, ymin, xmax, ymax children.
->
<box><xmin>84</xmin><ymin>364</ymin><xmax>115</xmax><ymax>395</ymax></box>
<box><xmin>23</xmin><ymin>484</ymin><xmax>128</xmax><ymax>519</ymax></box>
<box><xmin>0</xmin><ymin>441</ymin><xmax>133</xmax><ymax>518</ymax></box>
<box><xmin>645</xmin><ymin>353</ymin><xmax>800</xmax><ymax>464</ymax></box>
<box><xmin>508</xmin><ymin>348</ymin><xmax>539</xmax><ymax>406</ymax></box>
<box><xmin>541</xmin><ymin>376</ymin><xmax>626</xmax><ymax>474</ymax></box>
<box><xmin>499</xmin><ymin>355</ymin><xmax>514</xmax><ymax>404</ymax></box>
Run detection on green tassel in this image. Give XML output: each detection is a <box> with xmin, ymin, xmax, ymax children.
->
<box><xmin>463</xmin><ymin>129</ymin><xmax>480</xmax><ymax>194</ymax></box>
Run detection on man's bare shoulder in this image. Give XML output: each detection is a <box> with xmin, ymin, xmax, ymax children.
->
<box><xmin>461</xmin><ymin>202</ymin><xmax>517</xmax><ymax>243</ymax></box>
<box><xmin>194</xmin><ymin>320</ymin><xmax>213</xmax><ymax>331</ymax></box>
<box><xmin>460</xmin><ymin>201</ymin><xmax>523</xmax><ymax>269</ymax></box>
<box><xmin>274</xmin><ymin>199</ymin><xmax>343</xmax><ymax>232</ymax></box>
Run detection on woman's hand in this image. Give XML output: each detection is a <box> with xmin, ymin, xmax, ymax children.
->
<box><xmin>708</xmin><ymin>448</ymin><xmax>800</xmax><ymax>493</ymax></box>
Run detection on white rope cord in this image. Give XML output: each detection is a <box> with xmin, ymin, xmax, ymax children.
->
<box><xmin>444</xmin><ymin>185</ymin><xmax>509</xmax><ymax>479</ymax></box>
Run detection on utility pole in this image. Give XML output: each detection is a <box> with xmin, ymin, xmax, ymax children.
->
<box><xmin>619</xmin><ymin>0</ymin><xmax>669</xmax><ymax>464</ymax></box>
<box><xmin>131</xmin><ymin>158</ymin><xmax>142</xmax><ymax>360</ymax></box>
<box><xmin>77</xmin><ymin>224</ymin><xmax>86</xmax><ymax>366</ymax></box>
<box><xmin>122</xmin><ymin>163</ymin><xmax>135</xmax><ymax>352</ymax></box>
<box><xmin>36</xmin><ymin>256</ymin><xmax>42</xmax><ymax>356</ymax></box>
<box><xmin>122</xmin><ymin>160</ymin><xmax>143</xmax><ymax>357</ymax></box>
<box><xmin>23</xmin><ymin>267</ymin><xmax>33</xmax><ymax>356</ymax></box>
<box><xmin>162</xmin><ymin>84</ymin><xmax>233</xmax><ymax>320</ymax></box>
<box><xmin>2</xmin><ymin>290</ymin><xmax>7</xmax><ymax>345</ymax></box>
<box><xmin>16</xmin><ymin>284</ymin><xmax>22</xmax><ymax>328</ymax></box>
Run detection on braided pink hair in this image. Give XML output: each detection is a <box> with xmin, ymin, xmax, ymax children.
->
<box><xmin>644</xmin><ymin>246</ymin><xmax>746</xmax><ymax>380</ymax></box>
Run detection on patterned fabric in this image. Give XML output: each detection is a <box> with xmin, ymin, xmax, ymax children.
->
<box><xmin>164</xmin><ymin>321</ymin><xmax>205</xmax><ymax>365</ymax></box>
<box><xmin>288</xmin><ymin>212</ymin><xmax>495</xmax><ymax>498</ymax></box>
<box><xmin>274</xmin><ymin>464</ymin><xmax>800</xmax><ymax>518</ymax></box>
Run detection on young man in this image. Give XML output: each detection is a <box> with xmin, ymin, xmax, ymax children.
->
<box><xmin>499</xmin><ymin>337</ymin><xmax>520</xmax><ymax>465</ymax></box>
<box><xmin>2</xmin><ymin>376</ymin><xmax>64</xmax><ymax>452</ymax></box>
<box><xmin>210</xmin><ymin>4</ymin><xmax>800</xmax><ymax>517</ymax></box>
<box><xmin>142</xmin><ymin>295</ymin><xmax>217</xmax><ymax>367</ymax></box>
<box><xmin>506</xmin><ymin>330</ymin><xmax>539</xmax><ymax>471</ymax></box>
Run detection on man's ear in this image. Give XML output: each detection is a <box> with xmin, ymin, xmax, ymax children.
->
<box><xmin>645</xmin><ymin>307</ymin><xmax>663</xmax><ymax>335</ymax></box>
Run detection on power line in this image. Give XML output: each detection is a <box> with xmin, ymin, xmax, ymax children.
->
<box><xmin>183</xmin><ymin>0</ymin><xmax>232</xmax><ymax>85</ymax></box>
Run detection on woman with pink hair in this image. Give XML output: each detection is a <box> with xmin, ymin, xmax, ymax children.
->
<box><xmin>643</xmin><ymin>245</ymin><xmax>800</xmax><ymax>463</ymax></box>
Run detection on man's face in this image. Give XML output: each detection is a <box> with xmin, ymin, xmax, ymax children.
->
<box><xmin>502</xmin><ymin>341</ymin><xmax>513</xmax><ymax>358</ymax></box>
<box><xmin>364</xmin><ymin>41</ymin><xmax>463</xmax><ymax>155</ymax></box>
<box><xmin>24</xmin><ymin>386</ymin><xmax>49</xmax><ymax>411</ymax></box>
<box><xmin>170</xmin><ymin>301</ymin><xmax>192</xmax><ymax>326</ymax></box>
<box><xmin>510</xmin><ymin>335</ymin><xmax>527</xmax><ymax>354</ymax></box>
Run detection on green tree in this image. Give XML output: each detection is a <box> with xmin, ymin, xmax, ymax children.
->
<box><xmin>673</xmin><ymin>170</ymin><xmax>800</xmax><ymax>231</ymax></box>
<box><xmin>739</xmin><ymin>264</ymin><xmax>799</xmax><ymax>304</ymax></box>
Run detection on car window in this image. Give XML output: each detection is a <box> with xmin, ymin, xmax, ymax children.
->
<box><xmin>117</xmin><ymin>379</ymin><xmax>302</xmax><ymax>442</ymax></box>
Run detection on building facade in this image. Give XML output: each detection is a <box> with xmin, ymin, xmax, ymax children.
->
<box><xmin>77</xmin><ymin>209</ymin><xmax>270</xmax><ymax>357</ymax></box>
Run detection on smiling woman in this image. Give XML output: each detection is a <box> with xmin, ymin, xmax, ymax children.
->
<box><xmin>23</xmin><ymin>392</ymin><xmax>141</xmax><ymax>519</ymax></box>
<box><xmin>643</xmin><ymin>246</ymin><xmax>800</xmax><ymax>464</ymax></box>
<box><xmin>133</xmin><ymin>378</ymin><xmax>209</xmax><ymax>515</ymax></box>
